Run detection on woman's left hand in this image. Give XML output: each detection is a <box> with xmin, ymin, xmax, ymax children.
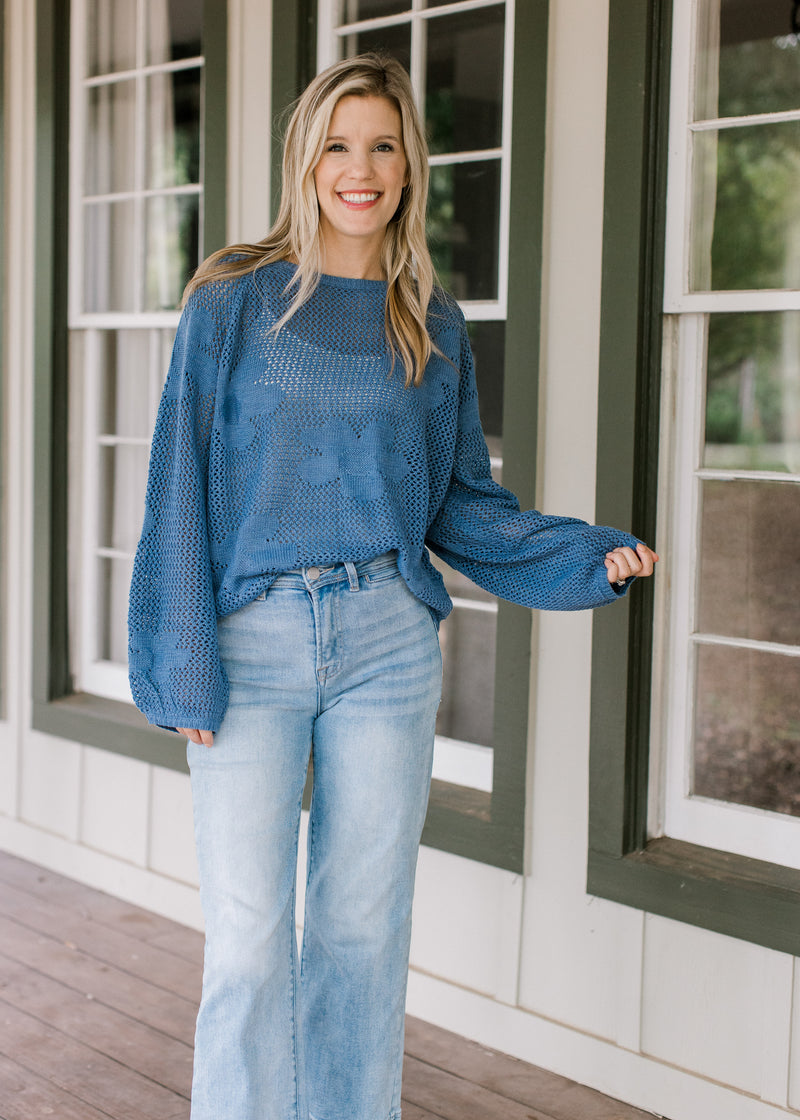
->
<box><xmin>605</xmin><ymin>541</ymin><xmax>659</xmax><ymax>585</ymax></box>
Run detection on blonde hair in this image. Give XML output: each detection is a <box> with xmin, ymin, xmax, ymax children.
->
<box><xmin>185</xmin><ymin>53</ymin><xmax>437</xmax><ymax>386</ymax></box>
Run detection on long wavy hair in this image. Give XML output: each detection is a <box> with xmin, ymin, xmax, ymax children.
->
<box><xmin>184</xmin><ymin>53</ymin><xmax>437</xmax><ymax>386</ymax></box>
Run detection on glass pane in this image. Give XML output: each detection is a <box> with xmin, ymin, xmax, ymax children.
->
<box><xmin>146</xmin><ymin>0</ymin><xmax>203</xmax><ymax>65</ymax></box>
<box><xmin>99</xmin><ymin>556</ymin><xmax>135</xmax><ymax>663</ymax></box>
<box><xmin>695</xmin><ymin>0</ymin><xmax>800</xmax><ymax>121</ymax></box>
<box><xmin>86</xmin><ymin>80</ymin><xmax>137</xmax><ymax>195</ymax></box>
<box><xmin>87</xmin><ymin>0</ymin><xmax>138</xmax><ymax>76</ymax></box>
<box><xmin>84</xmin><ymin>200</ymin><xmax>137</xmax><ymax>311</ymax></box>
<box><xmin>704</xmin><ymin>312</ymin><xmax>800</xmax><ymax>472</ymax></box>
<box><xmin>429</xmin><ymin>160</ymin><xmax>501</xmax><ymax>301</ymax></box>
<box><xmin>146</xmin><ymin>69</ymin><xmax>202</xmax><ymax>188</ymax></box>
<box><xmin>426</xmin><ymin>6</ymin><xmax>504</xmax><ymax>155</ymax></box>
<box><xmin>468</xmin><ymin>319</ymin><xmax>505</xmax><ymax>442</ymax></box>
<box><xmin>346</xmin><ymin>24</ymin><xmax>411</xmax><ymax>73</ymax></box>
<box><xmin>99</xmin><ymin>444</ymin><xmax>150</xmax><ymax>553</ymax></box>
<box><xmin>693</xmin><ymin>643</ymin><xmax>800</xmax><ymax>817</ymax></box>
<box><xmin>436</xmin><ymin>604</ymin><xmax>497</xmax><ymax>747</ymax></box>
<box><xmin>697</xmin><ymin>480</ymin><xmax>800</xmax><ymax>644</ymax></box>
<box><xmin>98</xmin><ymin>331</ymin><xmax>154</xmax><ymax>438</ymax></box>
<box><xmin>690</xmin><ymin>122</ymin><xmax>800</xmax><ymax>292</ymax></box>
<box><xmin>336</xmin><ymin>0</ymin><xmax>409</xmax><ymax>20</ymax></box>
<box><xmin>144</xmin><ymin>193</ymin><xmax>200</xmax><ymax>310</ymax></box>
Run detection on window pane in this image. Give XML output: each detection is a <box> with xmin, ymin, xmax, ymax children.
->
<box><xmin>87</xmin><ymin>0</ymin><xmax>138</xmax><ymax>76</ymax></box>
<box><xmin>469</xmin><ymin>319</ymin><xmax>505</xmax><ymax>442</ymax></box>
<box><xmin>144</xmin><ymin>193</ymin><xmax>200</xmax><ymax>310</ymax></box>
<box><xmin>697</xmin><ymin>480</ymin><xmax>800</xmax><ymax>644</ymax></box>
<box><xmin>100</xmin><ymin>445</ymin><xmax>150</xmax><ymax>554</ymax></box>
<box><xmin>429</xmin><ymin>160</ymin><xmax>501</xmax><ymax>300</ymax></box>
<box><xmin>346</xmin><ymin>24</ymin><xmax>411</xmax><ymax>73</ymax></box>
<box><xmin>695</xmin><ymin>0</ymin><xmax>800</xmax><ymax>121</ymax></box>
<box><xmin>86</xmin><ymin>80</ymin><xmax>137</xmax><ymax>195</ymax></box>
<box><xmin>704</xmin><ymin>312</ymin><xmax>800</xmax><ymax>472</ymax></box>
<box><xmin>98</xmin><ymin>331</ymin><xmax>154</xmax><ymax>439</ymax></box>
<box><xmin>693</xmin><ymin>643</ymin><xmax>800</xmax><ymax>817</ymax></box>
<box><xmin>426</xmin><ymin>6</ymin><xmax>504</xmax><ymax>155</ymax></box>
<box><xmin>146</xmin><ymin>68</ymin><xmax>202</xmax><ymax>188</ymax></box>
<box><xmin>436</xmin><ymin>604</ymin><xmax>497</xmax><ymax>747</ymax></box>
<box><xmin>146</xmin><ymin>0</ymin><xmax>203</xmax><ymax>65</ymax></box>
<box><xmin>336</xmin><ymin>0</ymin><xmax>409</xmax><ymax>19</ymax></box>
<box><xmin>84</xmin><ymin>200</ymin><xmax>138</xmax><ymax>311</ymax></box>
<box><xmin>99</xmin><ymin>556</ymin><xmax>135</xmax><ymax>663</ymax></box>
<box><xmin>690</xmin><ymin>122</ymin><xmax>800</xmax><ymax>291</ymax></box>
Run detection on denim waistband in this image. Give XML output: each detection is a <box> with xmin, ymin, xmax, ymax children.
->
<box><xmin>262</xmin><ymin>551</ymin><xmax>399</xmax><ymax>594</ymax></box>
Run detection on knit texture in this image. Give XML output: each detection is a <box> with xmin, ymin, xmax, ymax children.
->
<box><xmin>128</xmin><ymin>261</ymin><xmax>639</xmax><ymax>731</ymax></box>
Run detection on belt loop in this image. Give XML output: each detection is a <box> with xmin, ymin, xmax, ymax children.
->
<box><xmin>344</xmin><ymin>560</ymin><xmax>359</xmax><ymax>591</ymax></box>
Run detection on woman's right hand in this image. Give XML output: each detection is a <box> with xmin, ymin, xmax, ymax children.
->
<box><xmin>178</xmin><ymin>728</ymin><xmax>215</xmax><ymax>747</ymax></box>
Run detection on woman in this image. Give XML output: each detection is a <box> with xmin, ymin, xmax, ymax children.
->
<box><xmin>128</xmin><ymin>53</ymin><xmax>657</xmax><ymax>1120</ymax></box>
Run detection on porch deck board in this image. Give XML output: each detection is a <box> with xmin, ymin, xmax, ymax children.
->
<box><xmin>0</xmin><ymin>851</ymin><xmax>657</xmax><ymax>1120</ymax></box>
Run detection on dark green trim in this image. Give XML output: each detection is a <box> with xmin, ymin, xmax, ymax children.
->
<box><xmin>588</xmin><ymin>0</ymin><xmax>800</xmax><ymax>955</ymax></box>
<box><xmin>202</xmin><ymin>0</ymin><xmax>229</xmax><ymax>258</ymax></box>
<box><xmin>271</xmin><ymin>0</ymin><xmax>317</xmax><ymax>223</ymax></box>
<box><xmin>31</xmin><ymin>0</ymin><xmax>228</xmax><ymax>770</ymax></box>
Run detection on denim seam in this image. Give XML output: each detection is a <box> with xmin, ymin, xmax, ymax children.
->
<box><xmin>289</xmin><ymin>791</ymin><xmax>304</xmax><ymax>1120</ymax></box>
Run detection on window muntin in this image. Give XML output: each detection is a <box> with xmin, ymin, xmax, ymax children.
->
<box><xmin>70</xmin><ymin>0</ymin><xmax>204</xmax><ymax>704</ymax></box>
<box><xmin>658</xmin><ymin>0</ymin><xmax>800</xmax><ymax>867</ymax></box>
<box><xmin>318</xmin><ymin>0</ymin><xmax>513</xmax><ymax>798</ymax></box>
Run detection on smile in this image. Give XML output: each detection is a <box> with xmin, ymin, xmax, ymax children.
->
<box><xmin>337</xmin><ymin>191</ymin><xmax>382</xmax><ymax>206</ymax></box>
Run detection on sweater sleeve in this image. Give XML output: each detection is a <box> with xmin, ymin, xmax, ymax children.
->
<box><xmin>127</xmin><ymin>293</ymin><xmax>228</xmax><ymax>732</ymax></box>
<box><xmin>425</xmin><ymin>319</ymin><xmax>641</xmax><ymax>611</ymax></box>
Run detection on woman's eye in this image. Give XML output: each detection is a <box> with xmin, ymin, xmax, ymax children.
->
<box><xmin>326</xmin><ymin>143</ymin><xmax>346</xmax><ymax>152</ymax></box>
<box><xmin>374</xmin><ymin>143</ymin><xmax>394</xmax><ymax>152</ymax></box>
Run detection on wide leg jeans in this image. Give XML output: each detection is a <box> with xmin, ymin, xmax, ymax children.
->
<box><xmin>187</xmin><ymin>553</ymin><xmax>442</xmax><ymax>1120</ymax></box>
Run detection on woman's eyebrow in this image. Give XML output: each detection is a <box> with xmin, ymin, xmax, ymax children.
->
<box><xmin>324</xmin><ymin>133</ymin><xmax>402</xmax><ymax>142</ymax></box>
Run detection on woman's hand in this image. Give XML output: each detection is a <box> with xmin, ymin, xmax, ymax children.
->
<box><xmin>178</xmin><ymin>728</ymin><xmax>215</xmax><ymax>747</ymax></box>
<box><xmin>605</xmin><ymin>542</ymin><xmax>659</xmax><ymax>585</ymax></box>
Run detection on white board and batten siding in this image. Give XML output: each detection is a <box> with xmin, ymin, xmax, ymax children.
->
<box><xmin>2</xmin><ymin>1</ymin><xmax>800</xmax><ymax>1118</ymax></box>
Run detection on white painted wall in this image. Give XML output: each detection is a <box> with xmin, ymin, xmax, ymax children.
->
<box><xmin>2</xmin><ymin>1</ymin><xmax>799</xmax><ymax>1118</ymax></box>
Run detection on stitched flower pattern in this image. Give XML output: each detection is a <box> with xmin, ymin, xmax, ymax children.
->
<box><xmin>298</xmin><ymin>419</ymin><xmax>409</xmax><ymax>501</ymax></box>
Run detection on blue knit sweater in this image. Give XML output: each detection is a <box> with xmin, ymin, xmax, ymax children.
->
<box><xmin>127</xmin><ymin>261</ymin><xmax>639</xmax><ymax>732</ymax></box>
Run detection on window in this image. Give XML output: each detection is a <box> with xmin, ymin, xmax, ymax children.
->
<box><xmin>317</xmin><ymin>0</ymin><xmax>515</xmax><ymax>809</ymax></box>
<box><xmin>588</xmin><ymin>0</ymin><xmax>800</xmax><ymax>956</ymax></box>
<box><xmin>32</xmin><ymin>0</ymin><xmax>226</xmax><ymax>769</ymax></box>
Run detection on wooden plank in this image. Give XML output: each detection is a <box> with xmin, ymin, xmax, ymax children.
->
<box><xmin>0</xmin><ymin>876</ymin><xmax>201</xmax><ymax>1002</ymax></box>
<box><xmin>0</xmin><ymin>914</ymin><xmax>197</xmax><ymax>1043</ymax></box>
<box><xmin>405</xmin><ymin>1018</ymin><xmax>656</xmax><ymax>1120</ymax></box>
<box><xmin>0</xmin><ymin>1000</ymin><xmax>188</xmax><ymax>1120</ymax></box>
<box><xmin>0</xmin><ymin>952</ymin><xmax>194</xmax><ymax>1096</ymax></box>
<box><xmin>403</xmin><ymin>1055</ymin><xmax>559</xmax><ymax>1120</ymax></box>
<box><xmin>404</xmin><ymin>1018</ymin><xmax>657</xmax><ymax>1120</ymax></box>
<box><xmin>0</xmin><ymin>1051</ymin><xmax>116</xmax><ymax>1120</ymax></box>
<box><xmin>400</xmin><ymin>1101</ymin><xmax>447</xmax><ymax>1120</ymax></box>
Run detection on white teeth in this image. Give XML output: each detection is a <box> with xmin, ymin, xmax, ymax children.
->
<box><xmin>340</xmin><ymin>192</ymin><xmax>379</xmax><ymax>203</ymax></box>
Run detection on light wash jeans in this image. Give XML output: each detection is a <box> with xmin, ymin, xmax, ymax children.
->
<box><xmin>187</xmin><ymin>553</ymin><xmax>442</xmax><ymax>1120</ymax></box>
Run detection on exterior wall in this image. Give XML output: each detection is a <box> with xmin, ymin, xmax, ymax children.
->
<box><xmin>1</xmin><ymin>1</ymin><xmax>799</xmax><ymax>1118</ymax></box>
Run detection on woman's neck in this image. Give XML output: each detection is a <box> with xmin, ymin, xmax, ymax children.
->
<box><xmin>318</xmin><ymin>234</ymin><xmax>385</xmax><ymax>281</ymax></box>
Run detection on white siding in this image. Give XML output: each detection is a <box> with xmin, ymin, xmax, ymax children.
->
<box><xmin>1</xmin><ymin>1</ymin><xmax>798</xmax><ymax>1118</ymax></box>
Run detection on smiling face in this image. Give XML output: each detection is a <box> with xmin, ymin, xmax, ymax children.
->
<box><xmin>313</xmin><ymin>94</ymin><xmax>408</xmax><ymax>278</ymax></box>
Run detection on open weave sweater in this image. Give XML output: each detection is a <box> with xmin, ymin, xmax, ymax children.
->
<box><xmin>128</xmin><ymin>261</ymin><xmax>640</xmax><ymax>732</ymax></box>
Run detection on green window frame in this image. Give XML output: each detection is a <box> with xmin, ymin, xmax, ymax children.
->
<box><xmin>32</xmin><ymin>0</ymin><xmax>229</xmax><ymax>772</ymax></box>
<box><xmin>587</xmin><ymin>0</ymin><xmax>800</xmax><ymax>957</ymax></box>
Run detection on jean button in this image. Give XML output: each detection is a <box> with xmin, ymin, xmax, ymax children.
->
<box><xmin>306</xmin><ymin>566</ymin><xmax>321</xmax><ymax>581</ymax></box>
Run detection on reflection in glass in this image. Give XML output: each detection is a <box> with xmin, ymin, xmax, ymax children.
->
<box><xmin>337</xmin><ymin>0</ymin><xmax>409</xmax><ymax>19</ymax></box>
<box><xmin>436</xmin><ymin>604</ymin><xmax>497</xmax><ymax>747</ymax></box>
<box><xmin>468</xmin><ymin>320</ymin><xmax>505</xmax><ymax>440</ymax></box>
<box><xmin>99</xmin><ymin>331</ymin><xmax>153</xmax><ymax>439</ymax></box>
<box><xmin>144</xmin><ymin>193</ymin><xmax>200</xmax><ymax>310</ymax></box>
<box><xmin>428</xmin><ymin>160</ymin><xmax>501</xmax><ymax>301</ymax></box>
<box><xmin>695</xmin><ymin>0</ymin><xmax>800</xmax><ymax>121</ymax></box>
<box><xmin>86</xmin><ymin>81</ymin><xmax>137</xmax><ymax>195</ymax></box>
<box><xmin>704</xmin><ymin>312</ymin><xmax>800</xmax><ymax>472</ymax></box>
<box><xmin>146</xmin><ymin>0</ymin><xmax>203</xmax><ymax>64</ymax></box>
<box><xmin>100</xmin><ymin>445</ymin><xmax>150</xmax><ymax>555</ymax></box>
<box><xmin>87</xmin><ymin>0</ymin><xmax>138</xmax><ymax>75</ymax></box>
<box><xmin>693</xmin><ymin>643</ymin><xmax>800</xmax><ymax>817</ymax></box>
<box><xmin>691</xmin><ymin>123</ymin><xmax>800</xmax><ymax>291</ymax></box>
<box><xmin>697</xmin><ymin>480</ymin><xmax>800</xmax><ymax>644</ymax></box>
<box><xmin>84</xmin><ymin>201</ymin><xmax>137</xmax><ymax>312</ymax></box>
<box><xmin>146</xmin><ymin>69</ymin><xmax>202</xmax><ymax>188</ymax></box>
<box><xmin>100</xmin><ymin>556</ymin><xmax>136</xmax><ymax>663</ymax></box>
<box><xmin>426</xmin><ymin>6</ymin><xmax>504</xmax><ymax>155</ymax></box>
<box><xmin>348</xmin><ymin>24</ymin><xmax>411</xmax><ymax>73</ymax></box>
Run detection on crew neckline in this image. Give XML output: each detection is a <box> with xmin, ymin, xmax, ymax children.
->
<box><xmin>271</xmin><ymin>259</ymin><xmax>387</xmax><ymax>291</ymax></box>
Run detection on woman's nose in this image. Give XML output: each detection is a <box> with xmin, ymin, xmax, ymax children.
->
<box><xmin>346</xmin><ymin>150</ymin><xmax>374</xmax><ymax>178</ymax></box>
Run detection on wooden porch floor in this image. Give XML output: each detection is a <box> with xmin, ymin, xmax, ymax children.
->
<box><xmin>0</xmin><ymin>850</ymin><xmax>659</xmax><ymax>1120</ymax></box>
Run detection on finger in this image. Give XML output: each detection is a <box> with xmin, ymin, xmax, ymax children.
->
<box><xmin>635</xmin><ymin>542</ymin><xmax>658</xmax><ymax>577</ymax></box>
<box><xmin>605</xmin><ymin>556</ymin><xmax>625</xmax><ymax>584</ymax></box>
<box><xmin>200</xmin><ymin>729</ymin><xmax>215</xmax><ymax>748</ymax></box>
<box><xmin>605</xmin><ymin>546</ymin><xmax>639</xmax><ymax>581</ymax></box>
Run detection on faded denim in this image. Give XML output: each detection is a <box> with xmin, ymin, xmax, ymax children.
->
<box><xmin>187</xmin><ymin>553</ymin><xmax>442</xmax><ymax>1120</ymax></box>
